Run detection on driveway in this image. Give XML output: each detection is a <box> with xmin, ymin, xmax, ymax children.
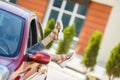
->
<box><xmin>46</xmin><ymin>62</ymin><xmax>86</xmax><ymax>80</ymax></box>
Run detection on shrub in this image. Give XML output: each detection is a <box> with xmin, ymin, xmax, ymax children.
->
<box><xmin>56</xmin><ymin>23</ymin><xmax>76</xmax><ymax>54</ymax></box>
<box><xmin>81</xmin><ymin>30</ymin><xmax>102</xmax><ymax>71</ymax></box>
<box><xmin>106</xmin><ymin>43</ymin><xmax>120</xmax><ymax>80</ymax></box>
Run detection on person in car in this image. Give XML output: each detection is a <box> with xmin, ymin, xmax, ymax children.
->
<box><xmin>27</xmin><ymin>22</ymin><xmax>73</xmax><ymax>66</ymax></box>
<box><xmin>8</xmin><ymin>22</ymin><xmax>74</xmax><ymax>80</ymax></box>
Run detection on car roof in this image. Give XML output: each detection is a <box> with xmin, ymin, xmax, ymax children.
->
<box><xmin>0</xmin><ymin>0</ymin><xmax>36</xmax><ymax>19</ymax></box>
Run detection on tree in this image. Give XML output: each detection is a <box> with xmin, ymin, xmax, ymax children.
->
<box><xmin>56</xmin><ymin>23</ymin><xmax>76</xmax><ymax>54</ymax></box>
<box><xmin>106</xmin><ymin>43</ymin><xmax>120</xmax><ymax>80</ymax></box>
<box><xmin>43</xmin><ymin>18</ymin><xmax>55</xmax><ymax>49</ymax></box>
<box><xmin>81</xmin><ymin>30</ymin><xmax>102</xmax><ymax>72</ymax></box>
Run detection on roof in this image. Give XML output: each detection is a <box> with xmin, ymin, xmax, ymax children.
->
<box><xmin>0</xmin><ymin>0</ymin><xmax>36</xmax><ymax>19</ymax></box>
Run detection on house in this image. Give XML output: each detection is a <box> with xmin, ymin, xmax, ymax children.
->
<box><xmin>8</xmin><ymin>0</ymin><xmax>120</xmax><ymax>67</ymax></box>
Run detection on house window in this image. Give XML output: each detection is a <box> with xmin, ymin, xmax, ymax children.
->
<box><xmin>10</xmin><ymin>0</ymin><xmax>17</xmax><ymax>3</ymax></box>
<box><xmin>62</xmin><ymin>13</ymin><xmax>71</xmax><ymax>28</ymax></box>
<box><xmin>43</xmin><ymin>0</ymin><xmax>88</xmax><ymax>38</ymax></box>
<box><xmin>74</xmin><ymin>17</ymin><xmax>84</xmax><ymax>36</ymax></box>
<box><xmin>65</xmin><ymin>1</ymin><xmax>75</xmax><ymax>12</ymax></box>
<box><xmin>49</xmin><ymin>10</ymin><xmax>59</xmax><ymax>22</ymax></box>
<box><xmin>77</xmin><ymin>5</ymin><xmax>88</xmax><ymax>15</ymax></box>
<box><xmin>53</xmin><ymin>0</ymin><xmax>63</xmax><ymax>8</ymax></box>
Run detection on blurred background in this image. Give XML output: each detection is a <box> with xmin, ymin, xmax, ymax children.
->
<box><xmin>5</xmin><ymin>0</ymin><xmax>120</xmax><ymax>80</ymax></box>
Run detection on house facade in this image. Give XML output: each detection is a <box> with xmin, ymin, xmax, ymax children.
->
<box><xmin>8</xmin><ymin>0</ymin><xmax>120</xmax><ymax>66</ymax></box>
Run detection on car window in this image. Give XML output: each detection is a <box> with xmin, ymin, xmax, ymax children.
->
<box><xmin>27</xmin><ymin>19</ymin><xmax>38</xmax><ymax>48</ymax></box>
<box><xmin>27</xmin><ymin>19</ymin><xmax>44</xmax><ymax>48</ymax></box>
<box><xmin>0</xmin><ymin>9</ymin><xmax>25</xmax><ymax>57</ymax></box>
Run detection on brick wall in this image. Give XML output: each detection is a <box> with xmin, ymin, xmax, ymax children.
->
<box><xmin>17</xmin><ymin>0</ymin><xmax>49</xmax><ymax>22</ymax></box>
<box><xmin>76</xmin><ymin>2</ymin><xmax>112</xmax><ymax>55</ymax></box>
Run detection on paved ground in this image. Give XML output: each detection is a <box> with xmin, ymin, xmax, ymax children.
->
<box><xmin>46</xmin><ymin>62</ymin><xmax>86</xmax><ymax>80</ymax></box>
<box><xmin>43</xmin><ymin>47</ymin><xmax>120</xmax><ymax>80</ymax></box>
<box><xmin>43</xmin><ymin>48</ymin><xmax>86</xmax><ymax>80</ymax></box>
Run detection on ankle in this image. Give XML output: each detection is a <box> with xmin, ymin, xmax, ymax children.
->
<box><xmin>50</xmin><ymin>29</ymin><xmax>59</xmax><ymax>40</ymax></box>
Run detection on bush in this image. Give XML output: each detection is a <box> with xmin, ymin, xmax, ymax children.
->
<box><xmin>106</xmin><ymin>43</ymin><xmax>120</xmax><ymax>80</ymax></box>
<box><xmin>56</xmin><ymin>23</ymin><xmax>76</xmax><ymax>54</ymax></box>
<box><xmin>81</xmin><ymin>30</ymin><xmax>102</xmax><ymax>71</ymax></box>
<box><xmin>43</xmin><ymin>18</ymin><xmax>55</xmax><ymax>49</ymax></box>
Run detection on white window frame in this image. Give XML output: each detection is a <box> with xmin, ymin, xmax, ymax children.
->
<box><xmin>42</xmin><ymin>0</ymin><xmax>86</xmax><ymax>41</ymax></box>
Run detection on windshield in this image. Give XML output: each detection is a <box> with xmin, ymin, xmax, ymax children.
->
<box><xmin>0</xmin><ymin>9</ymin><xmax>25</xmax><ymax>57</ymax></box>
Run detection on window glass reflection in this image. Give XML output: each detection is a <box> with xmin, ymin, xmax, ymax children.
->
<box><xmin>49</xmin><ymin>9</ymin><xmax>59</xmax><ymax>22</ymax></box>
<box><xmin>77</xmin><ymin>5</ymin><xmax>88</xmax><ymax>16</ymax></box>
<box><xmin>62</xmin><ymin>13</ymin><xmax>71</xmax><ymax>28</ymax></box>
<box><xmin>65</xmin><ymin>1</ymin><xmax>75</xmax><ymax>12</ymax></box>
<box><xmin>53</xmin><ymin>0</ymin><xmax>63</xmax><ymax>8</ymax></box>
<box><xmin>74</xmin><ymin>17</ymin><xmax>84</xmax><ymax>37</ymax></box>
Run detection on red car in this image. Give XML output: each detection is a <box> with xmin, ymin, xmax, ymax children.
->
<box><xmin>0</xmin><ymin>1</ymin><xmax>48</xmax><ymax>80</ymax></box>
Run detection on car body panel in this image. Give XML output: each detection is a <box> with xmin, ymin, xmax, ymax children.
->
<box><xmin>0</xmin><ymin>0</ymin><xmax>43</xmax><ymax>76</ymax></box>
